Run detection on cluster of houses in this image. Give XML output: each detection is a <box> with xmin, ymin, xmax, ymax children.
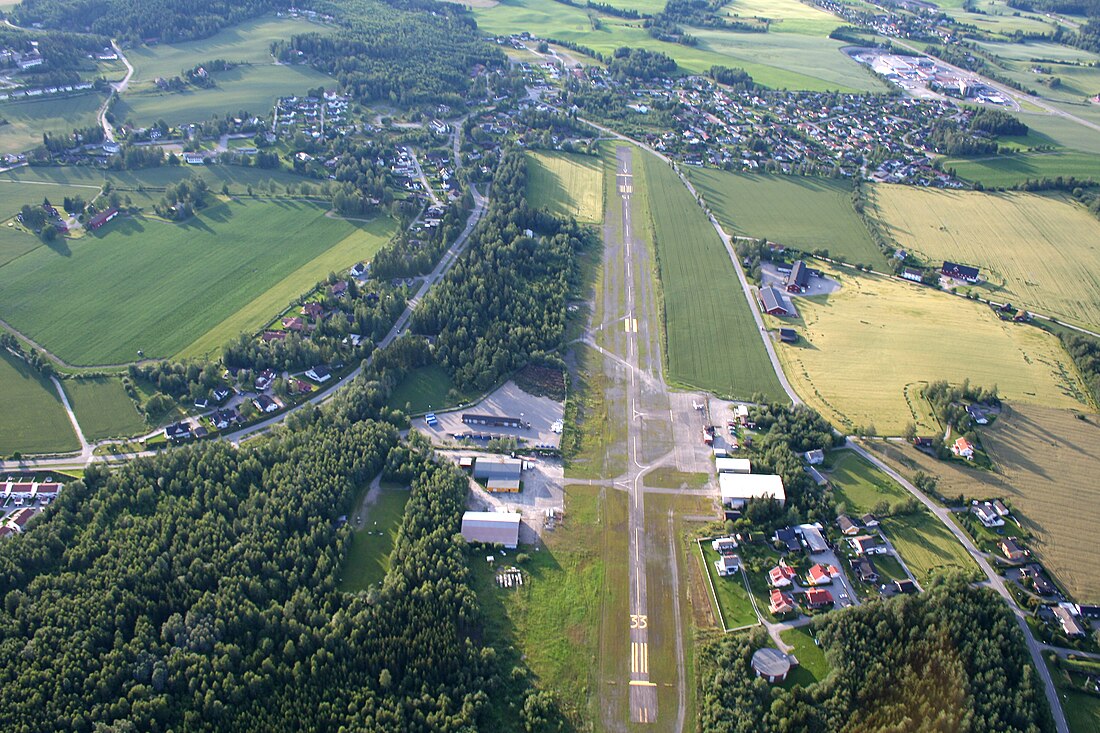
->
<box><xmin>0</xmin><ymin>81</ymin><xmax>95</xmax><ymax>102</ymax></box>
<box><xmin>765</xmin><ymin>557</ymin><xmax>837</xmax><ymax>615</ymax></box>
<box><xmin>0</xmin><ymin>480</ymin><xmax>63</xmax><ymax>539</ymax></box>
<box><xmin>273</xmin><ymin>92</ymin><xmax>352</xmax><ymax>140</ymax></box>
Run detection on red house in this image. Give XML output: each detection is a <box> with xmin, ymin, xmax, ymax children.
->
<box><xmin>805</xmin><ymin>588</ymin><xmax>834</xmax><ymax>609</ymax></box>
<box><xmin>87</xmin><ymin>207</ymin><xmax>119</xmax><ymax>231</ymax></box>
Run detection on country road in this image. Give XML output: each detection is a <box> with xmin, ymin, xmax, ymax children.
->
<box><xmin>98</xmin><ymin>40</ymin><xmax>134</xmax><ymax>143</ymax></box>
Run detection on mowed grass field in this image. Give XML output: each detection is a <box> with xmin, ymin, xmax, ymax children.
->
<box><xmin>873</xmin><ymin>404</ymin><xmax>1100</xmax><ymax>602</ymax></box>
<box><xmin>62</xmin><ymin>377</ymin><xmax>148</xmax><ymax>440</ymax></box>
<box><xmin>689</xmin><ymin>168</ymin><xmax>886</xmax><ymax>269</ymax></box>
<box><xmin>526</xmin><ymin>151</ymin><xmax>604</xmax><ymax>224</ymax></box>
<box><xmin>871</xmin><ymin>185</ymin><xmax>1100</xmax><ymax>331</ymax></box>
<box><xmin>774</xmin><ymin>264</ymin><xmax>1089</xmax><ymax>433</ymax></box>
<box><xmin>473</xmin><ymin>0</ymin><xmax>884</xmax><ymax>91</ymax></box>
<box><xmin>882</xmin><ymin>512</ymin><xmax>978</xmax><ymax>581</ymax></box>
<box><xmin>0</xmin><ymin>350</ymin><xmax>78</xmax><ymax>455</ymax></box>
<box><xmin>117</xmin><ymin>15</ymin><xmax>336</xmax><ymax>126</ymax></box>
<box><xmin>0</xmin><ymin>199</ymin><xmax>396</xmax><ymax>365</ymax></box>
<box><xmin>0</xmin><ymin>92</ymin><xmax>107</xmax><ymax>155</ymax></box>
<box><xmin>638</xmin><ymin>151</ymin><xmax>785</xmax><ymax>400</ymax></box>
<box><xmin>338</xmin><ymin>488</ymin><xmax>410</xmax><ymax>593</ymax></box>
<box><xmin>828</xmin><ymin>450</ymin><xmax>909</xmax><ymax>515</ymax></box>
<box><xmin>946</xmin><ymin>151</ymin><xmax>1100</xmax><ymax>187</ymax></box>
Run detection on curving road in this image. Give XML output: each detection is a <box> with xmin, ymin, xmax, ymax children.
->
<box><xmin>98</xmin><ymin>40</ymin><xmax>134</xmax><ymax>143</ymax></box>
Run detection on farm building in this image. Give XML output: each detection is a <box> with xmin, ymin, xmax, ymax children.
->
<box><xmin>714</xmin><ymin>554</ymin><xmax>740</xmax><ymax>577</ymax></box>
<box><xmin>941</xmin><ymin>261</ymin><xmax>980</xmax><ymax>283</ymax></box>
<box><xmin>797</xmin><ymin>524</ymin><xmax>828</xmax><ymax>553</ymax></box>
<box><xmin>901</xmin><ymin>267</ymin><xmax>923</xmax><ymax>283</ymax></box>
<box><xmin>472</xmin><ymin>456</ymin><xmax>523</xmax><ymax>492</ymax></box>
<box><xmin>752</xmin><ymin>648</ymin><xmax>793</xmax><ymax>683</ymax></box>
<box><xmin>786</xmin><ymin>260</ymin><xmax>810</xmax><ymax>293</ymax></box>
<box><xmin>460</xmin><ymin>511</ymin><xmax>521</xmax><ymax>549</ymax></box>
<box><xmin>463</xmin><ymin>414</ymin><xmax>525</xmax><ymax>429</ymax></box>
<box><xmin>715</xmin><ymin>457</ymin><xmax>751</xmax><ymax>474</ymax></box>
<box><xmin>720</xmin><ymin>473</ymin><xmax>785</xmax><ymax>509</ymax></box>
<box><xmin>779</xmin><ymin>328</ymin><xmax>798</xmax><ymax>343</ymax></box>
<box><xmin>759</xmin><ymin>286</ymin><xmax>792</xmax><ymax>317</ymax></box>
<box><xmin>86</xmin><ymin>207</ymin><xmax>119</xmax><ymax>231</ymax></box>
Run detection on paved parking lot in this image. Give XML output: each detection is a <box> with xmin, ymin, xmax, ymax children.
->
<box><xmin>415</xmin><ymin>380</ymin><xmax>564</xmax><ymax>450</ymax></box>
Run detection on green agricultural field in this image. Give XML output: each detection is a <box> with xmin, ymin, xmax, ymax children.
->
<box><xmin>62</xmin><ymin>377</ymin><xmax>148</xmax><ymax>440</ymax></box>
<box><xmin>0</xmin><ymin>92</ymin><xmax>107</xmax><ymax>155</ymax></box>
<box><xmin>779</xmin><ymin>628</ymin><xmax>829</xmax><ymax>688</ymax></box>
<box><xmin>774</xmin><ymin>264</ymin><xmax>1089</xmax><ymax>433</ymax></box>
<box><xmin>0</xmin><ymin>199</ymin><xmax>396</xmax><ymax>365</ymax></box>
<box><xmin>828</xmin><ymin>450</ymin><xmax>909</xmax><ymax>515</ymax></box>
<box><xmin>699</xmin><ymin>542</ymin><xmax>759</xmax><ymax>629</ymax></box>
<box><xmin>527</xmin><ymin>150</ymin><xmax>604</xmax><ymax>224</ymax></box>
<box><xmin>473</xmin><ymin>0</ymin><xmax>884</xmax><ymax>91</ymax></box>
<box><xmin>386</xmin><ymin>364</ymin><xmax>464</xmax><ymax>414</ymax></box>
<box><xmin>976</xmin><ymin>40</ymin><xmax>1100</xmax><ymax>64</ymax></box>
<box><xmin>0</xmin><ymin>177</ymin><xmax>107</xmax><ymax>266</ymax></box>
<box><xmin>638</xmin><ymin>151</ymin><xmax>784</xmax><ymax>400</ymax></box>
<box><xmin>946</xmin><ymin>151</ymin><xmax>1100</xmax><ymax>186</ymax></box>
<box><xmin>689</xmin><ymin>168</ymin><xmax>886</xmax><ymax>269</ymax></box>
<box><xmin>871</xmin><ymin>185</ymin><xmax>1100</xmax><ymax>331</ymax></box>
<box><xmin>1020</xmin><ymin>111</ymin><xmax>1100</xmax><ymax>155</ymax></box>
<box><xmin>338</xmin><ymin>487</ymin><xmax>411</xmax><ymax>592</ymax></box>
<box><xmin>882</xmin><ymin>512</ymin><xmax>977</xmax><ymax>580</ymax></box>
<box><xmin>726</xmin><ymin>0</ymin><xmax>842</xmax><ymax>36</ymax></box>
<box><xmin>116</xmin><ymin>64</ymin><xmax>334</xmax><ymax>128</ymax></box>
<box><xmin>0</xmin><ymin>351</ymin><xmax>78</xmax><ymax>455</ymax></box>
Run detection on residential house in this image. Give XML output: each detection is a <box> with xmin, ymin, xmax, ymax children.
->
<box><xmin>165</xmin><ymin>422</ymin><xmax>191</xmax><ymax>441</ymax></box>
<box><xmin>849</xmin><ymin>534</ymin><xmax>887</xmax><ymax>555</ymax></box>
<box><xmin>860</xmin><ymin>513</ymin><xmax>880</xmax><ymax>528</ymax></box>
<box><xmin>941</xmin><ymin>261</ymin><xmax>980</xmax><ymax>282</ymax></box>
<box><xmin>966</xmin><ymin>403</ymin><xmax>990</xmax><ymax>425</ymax></box>
<box><xmin>807</xmin><ymin>564</ymin><xmax>837</xmax><ymax>586</ymax></box>
<box><xmin>253</xmin><ymin>395</ymin><xmax>279</xmax><ymax>413</ymax></box>
<box><xmin>261</xmin><ymin>330</ymin><xmax>287</xmax><ymax>342</ymax></box>
<box><xmin>952</xmin><ymin>437</ymin><xmax>975</xmax><ymax>459</ymax></box>
<box><xmin>894</xmin><ymin>579</ymin><xmax>917</xmax><ymax>594</ymax></box>
<box><xmin>714</xmin><ymin>554</ymin><xmax>741</xmax><ymax>577</ymax></box>
<box><xmin>901</xmin><ymin>267</ymin><xmax>923</xmax><ymax>283</ymax></box>
<box><xmin>851</xmin><ymin>556</ymin><xmax>879</xmax><ymax>583</ymax></box>
<box><xmin>804</xmin><ymin>449</ymin><xmax>825</xmax><ymax>465</ymax></box>
<box><xmin>305</xmin><ymin>365</ymin><xmax>332</xmax><ymax>383</ymax></box>
<box><xmin>999</xmin><ymin>538</ymin><xmax>1026</xmax><ymax>562</ymax></box>
<box><xmin>330</xmin><ymin>280</ymin><xmax>348</xmax><ymax>297</ymax></box>
<box><xmin>992</xmin><ymin>499</ymin><xmax>1009</xmax><ymax>517</ymax></box>
<box><xmin>711</xmin><ymin>536</ymin><xmax>739</xmax><ymax>556</ymax></box>
<box><xmin>302</xmin><ymin>302</ymin><xmax>324</xmax><ymax>320</ymax></box>
<box><xmin>282</xmin><ymin>316</ymin><xmax>305</xmax><ymax>332</ymax></box>
<box><xmin>769</xmin><ymin>589</ymin><xmax>796</xmax><ymax>615</ymax></box>
<box><xmin>5</xmin><ymin>507</ymin><xmax>37</xmax><ymax>533</ymax></box>
<box><xmin>804</xmin><ymin>588</ymin><xmax>834</xmax><ymax>609</ymax></box>
<box><xmin>797</xmin><ymin>524</ymin><xmax>829</xmax><ymax>553</ymax></box>
<box><xmin>213</xmin><ymin>387</ymin><xmax>230</xmax><ymax>402</ymax></box>
<box><xmin>971</xmin><ymin>501</ymin><xmax>1004</xmax><ymax>528</ymax></box>
<box><xmin>773</xmin><ymin>526</ymin><xmax>800</xmax><ymax>553</ymax></box>
<box><xmin>1053</xmin><ymin>606</ymin><xmax>1086</xmax><ymax>637</ymax></box>
<box><xmin>255</xmin><ymin>369</ymin><xmax>276</xmax><ymax>391</ymax></box>
<box><xmin>1022</xmin><ymin>564</ymin><xmax>1056</xmax><ymax>596</ymax></box>
<box><xmin>837</xmin><ymin>515</ymin><xmax>860</xmax><ymax>536</ymax></box>
<box><xmin>768</xmin><ymin>563</ymin><xmax>796</xmax><ymax>588</ymax></box>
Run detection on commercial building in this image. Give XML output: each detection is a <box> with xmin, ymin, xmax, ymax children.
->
<box><xmin>715</xmin><ymin>457</ymin><xmax>751</xmax><ymax>474</ymax></box>
<box><xmin>460</xmin><ymin>511</ymin><xmax>521</xmax><ymax>549</ymax></box>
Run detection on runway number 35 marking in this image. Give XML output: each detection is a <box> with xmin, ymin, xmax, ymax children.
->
<box><xmin>630</xmin><ymin>614</ymin><xmax>648</xmax><ymax>629</ymax></box>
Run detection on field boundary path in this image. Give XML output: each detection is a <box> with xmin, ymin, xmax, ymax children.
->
<box><xmin>51</xmin><ymin>376</ymin><xmax>90</xmax><ymax>460</ymax></box>
<box><xmin>99</xmin><ymin>40</ymin><xmax>134</xmax><ymax>143</ymax></box>
<box><xmin>849</xmin><ymin>440</ymin><xmax>1070</xmax><ymax>733</ymax></box>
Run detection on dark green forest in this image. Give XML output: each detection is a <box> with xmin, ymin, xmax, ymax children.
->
<box><xmin>698</xmin><ymin>580</ymin><xmax>1053</xmax><ymax>733</ymax></box>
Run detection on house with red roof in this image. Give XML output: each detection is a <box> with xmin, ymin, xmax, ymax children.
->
<box><xmin>769</xmin><ymin>589</ymin><xmax>796</xmax><ymax>615</ymax></box>
<box><xmin>768</xmin><ymin>563</ymin><xmax>796</xmax><ymax>588</ymax></box>
<box><xmin>805</xmin><ymin>588</ymin><xmax>834</xmax><ymax>609</ymax></box>
<box><xmin>952</xmin><ymin>437</ymin><xmax>975</xmax><ymax>460</ymax></box>
<box><xmin>807</xmin><ymin>564</ymin><xmax>839</xmax><ymax>586</ymax></box>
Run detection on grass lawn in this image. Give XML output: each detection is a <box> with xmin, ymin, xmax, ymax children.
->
<box><xmin>828</xmin><ymin>450</ymin><xmax>909</xmax><ymax>515</ymax></box>
<box><xmin>871</xmin><ymin>403</ymin><xmax>1100</xmax><ymax>602</ymax></box>
<box><xmin>0</xmin><ymin>199</ymin><xmax>396</xmax><ymax>365</ymax></box>
<box><xmin>773</xmin><ymin>264</ymin><xmax>1089</xmax><ymax>434</ymax></box>
<box><xmin>644</xmin><ymin>468</ymin><xmax>709</xmax><ymax>489</ymax></box>
<box><xmin>699</xmin><ymin>542</ymin><xmax>759</xmax><ymax>629</ymax></box>
<box><xmin>870</xmin><ymin>185</ymin><xmax>1100</xmax><ymax>331</ymax></box>
<box><xmin>62</xmin><ymin>377</ymin><xmax>147</xmax><ymax>440</ymax></box>
<box><xmin>338</xmin><ymin>487</ymin><xmax>410</xmax><ymax>592</ymax></box>
<box><xmin>473</xmin><ymin>0</ymin><xmax>884</xmax><ymax>92</ymax></box>
<box><xmin>386</xmin><ymin>364</ymin><xmax>464</xmax><ymax>414</ymax></box>
<box><xmin>690</xmin><ymin>168</ymin><xmax>885</xmax><ymax>269</ymax></box>
<box><xmin>873</xmin><ymin>553</ymin><xmax>909</xmax><ymax>583</ymax></box>
<box><xmin>562</xmin><ymin>344</ymin><xmax>627</xmax><ymax>480</ymax></box>
<box><xmin>779</xmin><ymin>627</ymin><xmax>829</xmax><ymax>688</ymax></box>
<box><xmin>0</xmin><ymin>92</ymin><xmax>107</xmax><ymax>155</ymax></box>
<box><xmin>473</xmin><ymin>484</ymin><xmax>626</xmax><ymax>729</ymax></box>
<box><xmin>946</xmin><ymin>151</ymin><xmax>1100</xmax><ymax>187</ymax></box>
<box><xmin>638</xmin><ymin>150</ymin><xmax>784</xmax><ymax>400</ymax></box>
<box><xmin>526</xmin><ymin>150</ymin><xmax>604</xmax><ymax>224</ymax></box>
<box><xmin>0</xmin><ymin>350</ymin><xmax>78</xmax><ymax>455</ymax></box>
<box><xmin>882</xmin><ymin>511</ymin><xmax>977</xmax><ymax>581</ymax></box>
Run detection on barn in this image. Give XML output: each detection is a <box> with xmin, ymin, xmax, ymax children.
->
<box><xmin>759</xmin><ymin>286</ymin><xmax>791</xmax><ymax>317</ymax></box>
<box><xmin>941</xmin><ymin>261</ymin><xmax>980</xmax><ymax>283</ymax></box>
<box><xmin>786</xmin><ymin>260</ymin><xmax>810</xmax><ymax>293</ymax></box>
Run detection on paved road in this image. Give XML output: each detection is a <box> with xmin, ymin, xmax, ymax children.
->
<box><xmin>849</xmin><ymin>441</ymin><xmax>1070</xmax><ymax>733</ymax></box>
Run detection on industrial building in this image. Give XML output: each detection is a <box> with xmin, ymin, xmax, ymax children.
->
<box><xmin>715</xmin><ymin>457</ymin><xmax>751</xmax><ymax>474</ymax></box>
<box><xmin>462</xmin><ymin>413</ymin><xmax>525</xmax><ymax>429</ymax></box>
<box><xmin>719</xmin><ymin>473</ymin><xmax>785</xmax><ymax>509</ymax></box>
<box><xmin>472</xmin><ymin>456</ymin><xmax>523</xmax><ymax>492</ymax></box>
<box><xmin>461</xmin><ymin>511</ymin><xmax>521</xmax><ymax>549</ymax></box>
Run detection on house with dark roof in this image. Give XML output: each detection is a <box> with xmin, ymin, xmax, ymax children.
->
<box><xmin>1053</xmin><ymin>606</ymin><xmax>1086</xmax><ymax>637</ymax></box>
<box><xmin>253</xmin><ymin>395</ymin><xmax>279</xmax><ymax>413</ymax></box>
<box><xmin>786</xmin><ymin>260</ymin><xmax>810</xmax><ymax>293</ymax></box>
<box><xmin>714</xmin><ymin>554</ymin><xmax>740</xmax><ymax>577</ymax></box>
<box><xmin>773</xmin><ymin>526</ymin><xmax>801</xmax><ymax>553</ymax></box>
<box><xmin>779</xmin><ymin>328</ymin><xmax>798</xmax><ymax>343</ymax></box>
<box><xmin>894</xmin><ymin>579</ymin><xmax>917</xmax><ymax>594</ymax></box>
<box><xmin>1022</xmin><ymin>564</ymin><xmax>1056</xmax><ymax>596</ymax></box>
<box><xmin>851</xmin><ymin>556</ymin><xmax>878</xmax><ymax>583</ymax></box>
<box><xmin>759</xmin><ymin>286</ymin><xmax>791</xmax><ymax>317</ymax></box>
<box><xmin>305</xmin><ymin>365</ymin><xmax>332</xmax><ymax>383</ymax></box>
<box><xmin>165</xmin><ymin>422</ymin><xmax>192</xmax><ymax>441</ymax></box>
<box><xmin>999</xmin><ymin>538</ymin><xmax>1026</xmax><ymax>561</ymax></box>
<box><xmin>837</xmin><ymin>515</ymin><xmax>860</xmax><ymax>536</ymax></box>
<box><xmin>941</xmin><ymin>261</ymin><xmax>980</xmax><ymax>283</ymax></box>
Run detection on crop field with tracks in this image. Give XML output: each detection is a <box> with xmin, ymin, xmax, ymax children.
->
<box><xmin>527</xmin><ymin>151</ymin><xmax>604</xmax><ymax>224</ymax></box>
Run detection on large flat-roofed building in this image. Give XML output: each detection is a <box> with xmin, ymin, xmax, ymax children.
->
<box><xmin>720</xmin><ymin>473</ymin><xmax>785</xmax><ymax>508</ymax></box>
<box><xmin>715</xmin><ymin>457</ymin><xmax>751</xmax><ymax>474</ymax></box>
<box><xmin>472</xmin><ymin>456</ymin><xmax>523</xmax><ymax>482</ymax></box>
<box><xmin>461</xmin><ymin>511</ymin><xmax>521</xmax><ymax>549</ymax></box>
<box><xmin>463</xmin><ymin>413</ymin><xmax>525</xmax><ymax>429</ymax></box>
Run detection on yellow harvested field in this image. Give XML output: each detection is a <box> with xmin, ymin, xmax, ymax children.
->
<box><xmin>869</xmin><ymin>403</ymin><xmax>1100</xmax><ymax>602</ymax></box>
<box><xmin>774</xmin><ymin>265</ymin><xmax>1090</xmax><ymax>434</ymax></box>
<box><xmin>527</xmin><ymin>151</ymin><xmax>604</xmax><ymax>224</ymax></box>
<box><xmin>870</xmin><ymin>185</ymin><xmax>1100</xmax><ymax>331</ymax></box>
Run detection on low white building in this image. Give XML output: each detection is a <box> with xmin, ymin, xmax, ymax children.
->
<box><xmin>715</xmin><ymin>457</ymin><xmax>751</xmax><ymax>474</ymax></box>
<box><xmin>461</xmin><ymin>511</ymin><xmax>521</xmax><ymax>549</ymax></box>
<box><xmin>720</xmin><ymin>473</ymin><xmax>785</xmax><ymax>509</ymax></box>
